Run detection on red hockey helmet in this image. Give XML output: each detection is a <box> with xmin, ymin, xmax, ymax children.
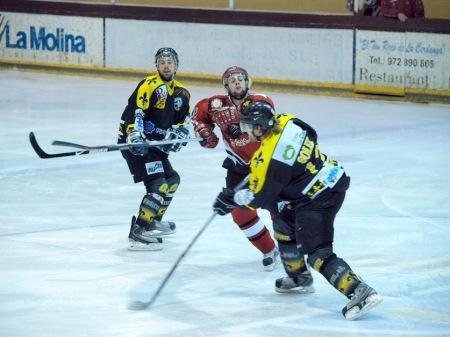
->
<box><xmin>222</xmin><ymin>66</ymin><xmax>251</xmax><ymax>90</ymax></box>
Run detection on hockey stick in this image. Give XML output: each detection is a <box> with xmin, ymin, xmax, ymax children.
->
<box><xmin>128</xmin><ymin>212</ymin><xmax>217</xmax><ymax>311</ymax></box>
<box><xmin>51</xmin><ymin>138</ymin><xmax>203</xmax><ymax>151</ymax></box>
<box><xmin>129</xmin><ymin>175</ymin><xmax>250</xmax><ymax>311</ymax></box>
<box><xmin>29</xmin><ymin>132</ymin><xmax>203</xmax><ymax>159</ymax></box>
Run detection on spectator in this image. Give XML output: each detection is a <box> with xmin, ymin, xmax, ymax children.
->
<box><xmin>347</xmin><ymin>0</ymin><xmax>382</xmax><ymax>16</ymax></box>
<box><xmin>380</xmin><ymin>0</ymin><xmax>424</xmax><ymax>21</ymax></box>
<box><xmin>347</xmin><ymin>0</ymin><xmax>424</xmax><ymax>21</ymax></box>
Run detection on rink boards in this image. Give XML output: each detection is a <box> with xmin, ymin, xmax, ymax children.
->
<box><xmin>0</xmin><ymin>11</ymin><xmax>449</xmax><ymax>99</ymax></box>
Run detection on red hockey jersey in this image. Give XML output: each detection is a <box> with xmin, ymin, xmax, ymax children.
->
<box><xmin>192</xmin><ymin>94</ymin><xmax>271</xmax><ymax>167</ymax></box>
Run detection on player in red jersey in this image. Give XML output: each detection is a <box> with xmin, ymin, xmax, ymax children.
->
<box><xmin>191</xmin><ymin>66</ymin><xmax>279</xmax><ymax>270</ymax></box>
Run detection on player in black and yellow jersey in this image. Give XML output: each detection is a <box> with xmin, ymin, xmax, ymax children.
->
<box><xmin>212</xmin><ymin>99</ymin><xmax>382</xmax><ymax>320</ymax></box>
<box><xmin>118</xmin><ymin>47</ymin><xmax>191</xmax><ymax>251</ymax></box>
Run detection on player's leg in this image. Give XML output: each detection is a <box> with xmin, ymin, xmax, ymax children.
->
<box><xmin>146</xmin><ymin>162</ymin><xmax>180</xmax><ymax>235</ymax></box>
<box><xmin>272</xmin><ymin>211</ymin><xmax>314</xmax><ymax>293</ymax></box>
<box><xmin>123</xmin><ymin>150</ymin><xmax>172</xmax><ymax>250</ymax></box>
<box><xmin>231</xmin><ymin>207</ymin><xmax>279</xmax><ymax>270</ymax></box>
<box><xmin>227</xmin><ymin>170</ymin><xmax>278</xmax><ymax>270</ymax></box>
<box><xmin>298</xmin><ymin>191</ymin><xmax>381</xmax><ymax>319</ymax></box>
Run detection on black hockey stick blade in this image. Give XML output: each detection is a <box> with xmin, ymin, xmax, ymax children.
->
<box><xmin>30</xmin><ymin>132</ymin><xmax>203</xmax><ymax>159</ymax></box>
<box><xmin>29</xmin><ymin>132</ymin><xmax>89</xmax><ymax>159</ymax></box>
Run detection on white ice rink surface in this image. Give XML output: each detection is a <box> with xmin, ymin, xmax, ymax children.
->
<box><xmin>1</xmin><ymin>70</ymin><xmax>450</xmax><ymax>337</ymax></box>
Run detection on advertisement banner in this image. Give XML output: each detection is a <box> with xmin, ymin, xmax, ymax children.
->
<box><xmin>0</xmin><ymin>12</ymin><xmax>103</xmax><ymax>66</ymax></box>
<box><xmin>105</xmin><ymin>19</ymin><xmax>353</xmax><ymax>85</ymax></box>
<box><xmin>355</xmin><ymin>30</ymin><xmax>450</xmax><ymax>94</ymax></box>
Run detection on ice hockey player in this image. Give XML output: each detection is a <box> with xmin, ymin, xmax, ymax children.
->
<box><xmin>213</xmin><ymin>99</ymin><xmax>382</xmax><ymax>320</ymax></box>
<box><xmin>118</xmin><ymin>47</ymin><xmax>191</xmax><ymax>251</ymax></box>
<box><xmin>191</xmin><ymin>66</ymin><xmax>279</xmax><ymax>270</ymax></box>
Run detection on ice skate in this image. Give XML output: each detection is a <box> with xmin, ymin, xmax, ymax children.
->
<box><xmin>275</xmin><ymin>270</ymin><xmax>315</xmax><ymax>294</ymax></box>
<box><xmin>131</xmin><ymin>216</ymin><xmax>176</xmax><ymax>240</ymax></box>
<box><xmin>342</xmin><ymin>282</ymin><xmax>382</xmax><ymax>320</ymax></box>
<box><xmin>262</xmin><ymin>247</ymin><xmax>280</xmax><ymax>271</ymax></box>
<box><xmin>147</xmin><ymin>219</ymin><xmax>176</xmax><ymax>236</ymax></box>
<box><xmin>128</xmin><ymin>216</ymin><xmax>163</xmax><ymax>251</ymax></box>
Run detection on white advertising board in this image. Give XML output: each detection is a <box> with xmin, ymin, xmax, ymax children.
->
<box><xmin>355</xmin><ymin>30</ymin><xmax>450</xmax><ymax>92</ymax></box>
<box><xmin>105</xmin><ymin>19</ymin><xmax>353</xmax><ymax>84</ymax></box>
<box><xmin>0</xmin><ymin>12</ymin><xmax>103</xmax><ymax>66</ymax></box>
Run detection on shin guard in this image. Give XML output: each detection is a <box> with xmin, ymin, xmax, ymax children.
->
<box><xmin>274</xmin><ymin>231</ymin><xmax>307</xmax><ymax>278</ymax></box>
<box><xmin>136</xmin><ymin>192</ymin><xmax>165</xmax><ymax>227</ymax></box>
<box><xmin>308</xmin><ymin>247</ymin><xmax>361</xmax><ymax>297</ymax></box>
<box><xmin>154</xmin><ymin>173</ymin><xmax>180</xmax><ymax>222</ymax></box>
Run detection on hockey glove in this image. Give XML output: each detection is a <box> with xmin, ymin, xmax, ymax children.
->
<box><xmin>212</xmin><ymin>106</ymin><xmax>239</xmax><ymax>130</ymax></box>
<box><xmin>194</xmin><ymin>122</ymin><xmax>219</xmax><ymax>148</ymax></box>
<box><xmin>161</xmin><ymin>125</ymin><xmax>190</xmax><ymax>153</ymax></box>
<box><xmin>233</xmin><ymin>188</ymin><xmax>255</xmax><ymax>206</ymax></box>
<box><xmin>127</xmin><ymin>130</ymin><xmax>148</xmax><ymax>156</ymax></box>
<box><xmin>226</xmin><ymin>124</ymin><xmax>243</xmax><ymax>139</ymax></box>
<box><xmin>213</xmin><ymin>188</ymin><xmax>237</xmax><ymax>216</ymax></box>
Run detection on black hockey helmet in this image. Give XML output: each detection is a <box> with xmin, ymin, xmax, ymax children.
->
<box><xmin>155</xmin><ymin>47</ymin><xmax>179</xmax><ymax>66</ymax></box>
<box><xmin>240</xmin><ymin>99</ymin><xmax>275</xmax><ymax>137</ymax></box>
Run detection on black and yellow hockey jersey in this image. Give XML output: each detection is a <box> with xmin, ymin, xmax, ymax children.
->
<box><xmin>246</xmin><ymin>114</ymin><xmax>346</xmax><ymax>210</ymax></box>
<box><xmin>118</xmin><ymin>72</ymin><xmax>190</xmax><ymax>143</ymax></box>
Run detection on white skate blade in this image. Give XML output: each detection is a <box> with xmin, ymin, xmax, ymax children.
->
<box><xmin>344</xmin><ymin>294</ymin><xmax>383</xmax><ymax>320</ymax></box>
<box><xmin>275</xmin><ymin>285</ymin><xmax>315</xmax><ymax>294</ymax></box>
<box><xmin>142</xmin><ymin>228</ymin><xmax>176</xmax><ymax>237</ymax></box>
<box><xmin>127</xmin><ymin>239</ymin><xmax>163</xmax><ymax>251</ymax></box>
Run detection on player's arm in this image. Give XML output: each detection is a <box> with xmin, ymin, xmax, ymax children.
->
<box><xmin>174</xmin><ymin>87</ymin><xmax>191</xmax><ymax>126</ymax></box>
<box><xmin>245</xmin><ymin>160</ymin><xmax>290</xmax><ymax>210</ymax></box>
<box><xmin>235</xmin><ymin>120</ymin><xmax>306</xmax><ymax>209</ymax></box>
<box><xmin>160</xmin><ymin>87</ymin><xmax>192</xmax><ymax>153</ymax></box>
<box><xmin>192</xmin><ymin>98</ymin><xmax>219</xmax><ymax>148</ymax></box>
<box><xmin>118</xmin><ymin>80</ymin><xmax>146</xmax><ymax>144</ymax></box>
<box><xmin>124</xmin><ymin>79</ymin><xmax>157</xmax><ymax>155</ymax></box>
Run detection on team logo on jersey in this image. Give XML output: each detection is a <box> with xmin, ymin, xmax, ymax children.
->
<box><xmin>211</xmin><ymin>98</ymin><xmax>223</xmax><ymax>109</ymax></box>
<box><xmin>174</xmin><ymin>97</ymin><xmax>183</xmax><ymax>111</ymax></box>
<box><xmin>138</xmin><ymin>92</ymin><xmax>149</xmax><ymax>107</ymax></box>
<box><xmin>144</xmin><ymin>121</ymin><xmax>166</xmax><ymax>136</ymax></box>
<box><xmin>254</xmin><ymin>152</ymin><xmax>264</xmax><ymax>166</ymax></box>
<box><xmin>283</xmin><ymin>145</ymin><xmax>296</xmax><ymax>160</ymax></box>
<box><xmin>242</xmin><ymin>99</ymin><xmax>252</xmax><ymax>109</ymax></box>
<box><xmin>274</xmin><ymin>123</ymin><xmax>306</xmax><ymax>166</ymax></box>
<box><xmin>156</xmin><ymin>86</ymin><xmax>168</xmax><ymax>100</ymax></box>
<box><xmin>145</xmin><ymin>161</ymin><xmax>164</xmax><ymax>175</ymax></box>
<box><xmin>155</xmin><ymin>87</ymin><xmax>168</xmax><ymax>109</ymax></box>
